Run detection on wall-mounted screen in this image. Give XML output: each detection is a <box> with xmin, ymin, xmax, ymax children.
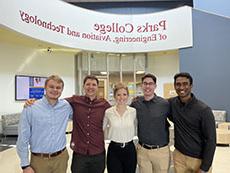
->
<box><xmin>15</xmin><ymin>75</ymin><xmax>47</xmax><ymax>101</ymax></box>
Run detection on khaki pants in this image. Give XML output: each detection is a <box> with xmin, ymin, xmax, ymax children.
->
<box><xmin>136</xmin><ymin>144</ymin><xmax>170</xmax><ymax>173</ymax></box>
<box><xmin>31</xmin><ymin>149</ymin><xmax>69</xmax><ymax>173</ymax></box>
<box><xmin>173</xmin><ymin>149</ymin><xmax>212</xmax><ymax>173</ymax></box>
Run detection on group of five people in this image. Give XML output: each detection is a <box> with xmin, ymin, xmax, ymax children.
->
<box><xmin>16</xmin><ymin>72</ymin><xmax>216</xmax><ymax>173</ymax></box>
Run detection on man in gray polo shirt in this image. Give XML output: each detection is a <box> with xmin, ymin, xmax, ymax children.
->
<box><xmin>130</xmin><ymin>73</ymin><xmax>170</xmax><ymax>173</ymax></box>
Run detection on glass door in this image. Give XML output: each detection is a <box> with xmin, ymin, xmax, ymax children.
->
<box><xmin>75</xmin><ymin>52</ymin><xmax>146</xmax><ymax>105</ymax></box>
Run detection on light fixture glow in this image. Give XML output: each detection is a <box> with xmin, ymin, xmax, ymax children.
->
<box><xmin>136</xmin><ymin>71</ymin><xmax>145</xmax><ymax>74</ymax></box>
<box><xmin>100</xmin><ymin>71</ymin><xmax>107</xmax><ymax>75</ymax></box>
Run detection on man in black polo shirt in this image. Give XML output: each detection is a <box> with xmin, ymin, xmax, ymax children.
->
<box><xmin>169</xmin><ymin>72</ymin><xmax>216</xmax><ymax>173</ymax></box>
<box><xmin>131</xmin><ymin>73</ymin><xmax>171</xmax><ymax>173</ymax></box>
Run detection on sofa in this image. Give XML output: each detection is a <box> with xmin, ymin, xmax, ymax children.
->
<box><xmin>1</xmin><ymin>113</ymin><xmax>73</xmax><ymax>136</ymax></box>
<box><xmin>216</xmin><ymin>122</ymin><xmax>230</xmax><ymax>145</ymax></box>
<box><xmin>1</xmin><ymin>113</ymin><xmax>20</xmax><ymax>136</ymax></box>
<box><xmin>212</xmin><ymin>110</ymin><xmax>230</xmax><ymax>145</ymax></box>
<box><xmin>213</xmin><ymin>110</ymin><xmax>227</xmax><ymax>127</ymax></box>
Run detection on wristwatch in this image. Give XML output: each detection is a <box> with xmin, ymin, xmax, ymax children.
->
<box><xmin>21</xmin><ymin>165</ymin><xmax>30</xmax><ymax>170</ymax></box>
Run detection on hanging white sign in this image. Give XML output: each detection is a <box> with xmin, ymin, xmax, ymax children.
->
<box><xmin>0</xmin><ymin>0</ymin><xmax>193</xmax><ymax>53</ymax></box>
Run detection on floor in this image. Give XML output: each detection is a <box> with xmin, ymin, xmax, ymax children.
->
<box><xmin>0</xmin><ymin>134</ymin><xmax>230</xmax><ymax>173</ymax></box>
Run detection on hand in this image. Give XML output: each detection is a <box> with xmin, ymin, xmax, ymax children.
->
<box><xmin>24</xmin><ymin>99</ymin><xmax>36</xmax><ymax>108</ymax></box>
<box><xmin>23</xmin><ymin>166</ymin><xmax>35</xmax><ymax>173</ymax></box>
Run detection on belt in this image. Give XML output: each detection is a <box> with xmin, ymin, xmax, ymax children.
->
<box><xmin>139</xmin><ymin>141</ymin><xmax>167</xmax><ymax>150</ymax></box>
<box><xmin>110</xmin><ymin>141</ymin><xmax>133</xmax><ymax>148</ymax></box>
<box><xmin>31</xmin><ymin>147</ymin><xmax>66</xmax><ymax>158</ymax></box>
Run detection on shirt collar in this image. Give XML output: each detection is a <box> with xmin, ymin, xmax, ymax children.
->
<box><xmin>84</xmin><ymin>95</ymin><xmax>98</xmax><ymax>103</ymax></box>
<box><xmin>42</xmin><ymin>95</ymin><xmax>59</xmax><ymax>106</ymax></box>
<box><xmin>112</xmin><ymin>105</ymin><xmax>128</xmax><ymax>113</ymax></box>
<box><xmin>141</xmin><ymin>93</ymin><xmax>158</xmax><ymax>103</ymax></box>
<box><xmin>176</xmin><ymin>93</ymin><xmax>197</xmax><ymax>107</ymax></box>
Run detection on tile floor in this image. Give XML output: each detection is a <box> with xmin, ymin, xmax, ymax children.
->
<box><xmin>0</xmin><ymin>134</ymin><xmax>230</xmax><ymax>173</ymax></box>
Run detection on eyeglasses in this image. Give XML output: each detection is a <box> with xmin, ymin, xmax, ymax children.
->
<box><xmin>143</xmin><ymin>82</ymin><xmax>155</xmax><ymax>86</ymax></box>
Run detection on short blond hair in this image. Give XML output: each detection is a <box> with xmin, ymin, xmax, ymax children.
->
<box><xmin>45</xmin><ymin>75</ymin><xmax>64</xmax><ymax>88</ymax></box>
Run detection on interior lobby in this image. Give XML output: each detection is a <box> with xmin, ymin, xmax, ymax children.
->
<box><xmin>0</xmin><ymin>0</ymin><xmax>230</xmax><ymax>173</ymax></box>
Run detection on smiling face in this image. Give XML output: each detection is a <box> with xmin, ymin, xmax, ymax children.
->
<box><xmin>114</xmin><ymin>88</ymin><xmax>129</xmax><ymax>105</ymax></box>
<box><xmin>45</xmin><ymin>79</ymin><xmax>63</xmax><ymax>101</ymax></box>
<box><xmin>174</xmin><ymin>76</ymin><xmax>192</xmax><ymax>102</ymax></box>
<box><xmin>142</xmin><ymin>77</ymin><xmax>156</xmax><ymax>99</ymax></box>
<box><xmin>83</xmin><ymin>79</ymin><xmax>98</xmax><ymax>100</ymax></box>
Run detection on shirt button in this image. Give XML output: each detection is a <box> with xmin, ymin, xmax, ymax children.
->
<box><xmin>87</xmin><ymin>124</ymin><xmax>90</xmax><ymax>127</ymax></box>
<box><xmin>87</xmin><ymin>133</ymin><xmax>90</xmax><ymax>136</ymax></box>
<box><xmin>87</xmin><ymin>141</ymin><xmax>90</xmax><ymax>144</ymax></box>
<box><xmin>88</xmin><ymin>116</ymin><xmax>90</xmax><ymax>119</ymax></box>
<box><xmin>89</xmin><ymin>108</ymin><xmax>91</xmax><ymax>111</ymax></box>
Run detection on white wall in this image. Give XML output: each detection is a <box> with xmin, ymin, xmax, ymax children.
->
<box><xmin>148</xmin><ymin>50</ymin><xmax>179</xmax><ymax>97</ymax></box>
<box><xmin>0</xmin><ymin>38</ymin><xmax>179</xmax><ymax>134</ymax></box>
<box><xmin>0</xmin><ymin>42</ymin><xmax>76</xmax><ymax>115</ymax></box>
<box><xmin>0</xmin><ymin>44</ymin><xmax>178</xmax><ymax>112</ymax></box>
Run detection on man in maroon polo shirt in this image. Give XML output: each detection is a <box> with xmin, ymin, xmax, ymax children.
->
<box><xmin>66</xmin><ymin>75</ymin><xmax>110</xmax><ymax>173</ymax></box>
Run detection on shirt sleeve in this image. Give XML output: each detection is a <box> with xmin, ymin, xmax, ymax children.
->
<box><xmin>103</xmin><ymin>109</ymin><xmax>109</xmax><ymax>131</ymax></box>
<box><xmin>167</xmin><ymin>98</ymin><xmax>173</xmax><ymax>121</ymax></box>
<box><xmin>133</xmin><ymin>109</ymin><xmax>138</xmax><ymax>136</ymax></box>
<box><xmin>66</xmin><ymin>101</ymin><xmax>73</xmax><ymax>120</ymax></box>
<box><xmin>200</xmin><ymin>107</ymin><xmax>216</xmax><ymax>171</ymax></box>
<box><xmin>129</xmin><ymin>97</ymin><xmax>140</xmax><ymax>109</ymax></box>
<box><xmin>65</xmin><ymin>95</ymin><xmax>74</xmax><ymax>104</ymax></box>
<box><xmin>16</xmin><ymin>108</ymin><xmax>32</xmax><ymax>167</ymax></box>
<box><xmin>65</xmin><ymin>96</ymin><xmax>75</xmax><ymax>120</ymax></box>
<box><xmin>130</xmin><ymin>101</ymin><xmax>135</xmax><ymax>108</ymax></box>
<box><xmin>69</xmin><ymin>107</ymin><xmax>73</xmax><ymax>120</ymax></box>
<box><xmin>103</xmin><ymin>109</ymin><xmax>110</xmax><ymax>140</ymax></box>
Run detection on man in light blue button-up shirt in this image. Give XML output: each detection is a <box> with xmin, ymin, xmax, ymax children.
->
<box><xmin>16</xmin><ymin>75</ymin><xmax>73</xmax><ymax>173</ymax></box>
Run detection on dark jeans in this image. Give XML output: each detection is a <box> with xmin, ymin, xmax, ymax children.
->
<box><xmin>71</xmin><ymin>151</ymin><xmax>105</xmax><ymax>173</ymax></box>
<box><xmin>107</xmin><ymin>141</ymin><xmax>137</xmax><ymax>173</ymax></box>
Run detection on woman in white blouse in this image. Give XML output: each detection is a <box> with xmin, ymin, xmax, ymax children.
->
<box><xmin>103</xmin><ymin>83</ymin><xmax>137</xmax><ymax>173</ymax></box>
